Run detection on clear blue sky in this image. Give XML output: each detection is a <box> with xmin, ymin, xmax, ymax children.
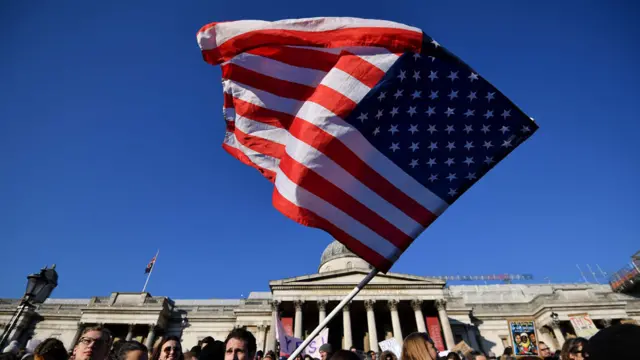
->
<box><xmin>1</xmin><ymin>1</ymin><xmax>638</xmax><ymax>300</ymax></box>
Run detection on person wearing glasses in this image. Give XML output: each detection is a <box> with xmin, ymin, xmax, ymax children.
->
<box><xmin>151</xmin><ymin>337</ymin><xmax>183</xmax><ymax>360</ymax></box>
<box><xmin>537</xmin><ymin>341</ymin><xmax>553</xmax><ymax>359</ymax></box>
<box><xmin>73</xmin><ymin>326</ymin><xmax>113</xmax><ymax>360</ymax></box>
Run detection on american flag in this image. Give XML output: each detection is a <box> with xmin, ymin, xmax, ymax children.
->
<box><xmin>197</xmin><ymin>17</ymin><xmax>538</xmax><ymax>272</ymax></box>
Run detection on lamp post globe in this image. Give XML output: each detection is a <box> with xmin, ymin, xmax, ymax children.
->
<box><xmin>29</xmin><ymin>265</ymin><xmax>59</xmax><ymax>305</ymax></box>
<box><xmin>0</xmin><ymin>265</ymin><xmax>59</xmax><ymax>348</ymax></box>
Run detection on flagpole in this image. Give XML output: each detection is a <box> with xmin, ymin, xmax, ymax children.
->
<box><xmin>286</xmin><ymin>268</ymin><xmax>379</xmax><ymax>360</ymax></box>
<box><xmin>142</xmin><ymin>249</ymin><xmax>159</xmax><ymax>293</ymax></box>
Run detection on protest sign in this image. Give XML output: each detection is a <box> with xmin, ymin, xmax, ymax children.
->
<box><xmin>507</xmin><ymin>319</ymin><xmax>539</xmax><ymax>356</ymax></box>
<box><xmin>379</xmin><ymin>338</ymin><xmax>402</xmax><ymax>359</ymax></box>
<box><xmin>568</xmin><ymin>314</ymin><xmax>599</xmax><ymax>339</ymax></box>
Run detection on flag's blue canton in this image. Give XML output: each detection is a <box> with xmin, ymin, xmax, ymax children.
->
<box><xmin>344</xmin><ymin>41</ymin><xmax>537</xmax><ymax>204</ymax></box>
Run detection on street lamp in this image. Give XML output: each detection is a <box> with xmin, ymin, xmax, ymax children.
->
<box><xmin>0</xmin><ymin>265</ymin><xmax>59</xmax><ymax>348</ymax></box>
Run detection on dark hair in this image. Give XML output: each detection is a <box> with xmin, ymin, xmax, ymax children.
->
<box><xmin>34</xmin><ymin>338</ymin><xmax>68</xmax><ymax>360</ymax></box>
<box><xmin>116</xmin><ymin>341</ymin><xmax>148</xmax><ymax>360</ymax></box>
<box><xmin>151</xmin><ymin>336</ymin><xmax>183</xmax><ymax>360</ymax></box>
<box><xmin>329</xmin><ymin>351</ymin><xmax>360</xmax><ymax>360</ymax></box>
<box><xmin>201</xmin><ymin>338</ymin><xmax>215</xmax><ymax>347</ymax></box>
<box><xmin>586</xmin><ymin>324</ymin><xmax>640</xmax><ymax>360</ymax></box>
<box><xmin>256</xmin><ymin>351</ymin><xmax>263</xmax><ymax>358</ymax></box>
<box><xmin>264</xmin><ymin>351</ymin><xmax>276</xmax><ymax>360</ymax></box>
<box><xmin>224</xmin><ymin>328</ymin><xmax>256</xmax><ymax>359</ymax></box>
<box><xmin>0</xmin><ymin>353</ymin><xmax>18</xmax><ymax>360</ymax></box>
<box><xmin>560</xmin><ymin>337</ymin><xmax>587</xmax><ymax>360</ymax></box>
<box><xmin>445</xmin><ymin>353</ymin><xmax>460</xmax><ymax>360</ymax></box>
<box><xmin>467</xmin><ymin>351</ymin><xmax>485</xmax><ymax>360</ymax></box>
<box><xmin>190</xmin><ymin>347</ymin><xmax>201</xmax><ymax>357</ymax></box>
<box><xmin>502</xmin><ymin>347</ymin><xmax>513</xmax><ymax>356</ymax></box>
<box><xmin>198</xmin><ymin>341</ymin><xmax>224</xmax><ymax>360</ymax></box>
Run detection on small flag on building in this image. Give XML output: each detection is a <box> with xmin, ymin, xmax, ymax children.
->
<box><xmin>144</xmin><ymin>255</ymin><xmax>156</xmax><ymax>274</ymax></box>
<box><xmin>196</xmin><ymin>17</ymin><xmax>538</xmax><ymax>272</ymax></box>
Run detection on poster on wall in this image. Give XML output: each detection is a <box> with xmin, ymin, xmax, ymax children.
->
<box><xmin>507</xmin><ymin>319</ymin><xmax>539</xmax><ymax>357</ymax></box>
<box><xmin>568</xmin><ymin>314</ymin><xmax>599</xmax><ymax>339</ymax></box>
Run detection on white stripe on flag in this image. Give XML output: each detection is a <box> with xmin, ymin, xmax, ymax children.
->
<box><xmin>274</xmin><ymin>166</ymin><xmax>401</xmax><ymax>261</ymax></box>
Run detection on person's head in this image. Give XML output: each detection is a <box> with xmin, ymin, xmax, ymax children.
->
<box><xmin>378</xmin><ymin>352</ymin><xmax>395</xmax><ymax>360</ymax></box>
<box><xmin>34</xmin><ymin>338</ymin><xmax>68</xmax><ymax>360</ymax></box>
<box><xmin>401</xmin><ymin>332</ymin><xmax>437</xmax><ymax>360</ymax></box>
<box><xmin>585</xmin><ymin>323</ymin><xmax>640</xmax><ymax>360</ymax></box>
<box><xmin>74</xmin><ymin>326</ymin><xmax>113</xmax><ymax>360</ymax></box>
<box><xmin>514</xmin><ymin>335</ymin><xmax>520</xmax><ymax>344</ymax></box>
<box><xmin>303</xmin><ymin>356</ymin><xmax>312</xmax><ymax>360</ymax></box>
<box><xmin>502</xmin><ymin>347</ymin><xmax>513</xmax><ymax>356</ymax></box>
<box><xmin>115</xmin><ymin>342</ymin><xmax>148</xmax><ymax>360</ymax></box>
<box><xmin>263</xmin><ymin>352</ymin><xmax>275</xmax><ymax>360</ymax></box>
<box><xmin>467</xmin><ymin>351</ymin><xmax>486</xmax><ymax>360</ymax></box>
<box><xmin>201</xmin><ymin>339</ymin><xmax>215</xmax><ymax>350</ymax></box>
<box><xmin>528</xmin><ymin>334</ymin><xmax>536</xmax><ymax>343</ymax></box>
<box><xmin>328</xmin><ymin>351</ymin><xmax>358</xmax><ymax>360</ymax></box>
<box><xmin>445</xmin><ymin>353</ymin><xmax>460</xmax><ymax>360</ymax></box>
<box><xmin>318</xmin><ymin>344</ymin><xmax>332</xmax><ymax>360</ymax></box>
<box><xmin>190</xmin><ymin>347</ymin><xmax>201</xmax><ymax>359</ymax></box>
<box><xmin>537</xmin><ymin>341</ymin><xmax>551</xmax><ymax>358</ymax></box>
<box><xmin>560</xmin><ymin>337</ymin><xmax>587</xmax><ymax>360</ymax></box>
<box><xmin>151</xmin><ymin>336</ymin><xmax>183</xmax><ymax>360</ymax></box>
<box><xmin>255</xmin><ymin>351</ymin><xmax>263</xmax><ymax>360</ymax></box>
<box><xmin>224</xmin><ymin>328</ymin><xmax>256</xmax><ymax>360</ymax></box>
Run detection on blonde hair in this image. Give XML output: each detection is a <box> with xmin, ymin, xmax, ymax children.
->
<box><xmin>401</xmin><ymin>333</ymin><xmax>435</xmax><ymax>360</ymax></box>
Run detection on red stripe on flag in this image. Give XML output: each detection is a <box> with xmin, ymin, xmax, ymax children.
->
<box><xmin>307</xmin><ymin>84</ymin><xmax>358</xmax><ymax>119</ymax></box>
<box><xmin>335</xmin><ymin>54</ymin><xmax>387</xmax><ymax>88</ymax></box>
<box><xmin>222</xmin><ymin>143</ymin><xmax>277</xmax><ymax>182</ymax></box>
<box><xmin>232</xmin><ymin>126</ymin><xmax>286</xmax><ymax>159</ymax></box>
<box><xmin>279</xmin><ymin>153</ymin><xmax>414</xmax><ymax>250</ymax></box>
<box><xmin>247</xmin><ymin>46</ymin><xmax>339</xmax><ymax>72</ymax></box>
<box><xmin>222</xmin><ymin>63</ymin><xmax>315</xmax><ymax>101</ymax></box>
<box><xmin>224</xmin><ymin>92</ymin><xmax>234</xmax><ymax>109</ymax></box>
<box><xmin>202</xmin><ymin>28</ymin><xmax>422</xmax><ymax>64</ymax></box>
<box><xmin>232</xmin><ymin>98</ymin><xmax>294</xmax><ymax>129</ymax></box>
<box><xmin>272</xmin><ymin>188</ymin><xmax>393</xmax><ymax>271</ymax></box>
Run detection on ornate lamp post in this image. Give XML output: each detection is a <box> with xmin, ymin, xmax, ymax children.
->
<box><xmin>0</xmin><ymin>265</ymin><xmax>59</xmax><ymax>347</ymax></box>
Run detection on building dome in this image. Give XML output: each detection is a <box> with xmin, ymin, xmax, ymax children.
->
<box><xmin>318</xmin><ymin>240</ymin><xmax>371</xmax><ymax>273</ymax></box>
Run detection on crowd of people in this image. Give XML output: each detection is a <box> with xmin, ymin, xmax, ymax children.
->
<box><xmin>1</xmin><ymin>323</ymin><xmax>638</xmax><ymax>360</ymax></box>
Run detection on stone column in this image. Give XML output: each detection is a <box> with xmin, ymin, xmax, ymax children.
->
<box><xmin>411</xmin><ymin>300</ymin><xmax>427</xmax><ymax>333</ymax></box>
<box><xmin>126</xmin><ymin>324</ymin><xmax>134</xmax><ymax>341</ymax></box>
<box><xmin>388</xmin><ymin>300</ymin><xmax>403</xmax><ymax>344</ymax></box>
<box><xmin>294</xmin><ymin>300</ymin><xmax>304</xmax><ymax>339</ymax></box>
<box><xmin>257</xmin><ymin>325</ymin><xmax>268</xmax><ymax>352</ymax></box>
<box><xmin>317</xmin><ymin>300</ymin><xmax>327</xmax><ymax>323</ymax></box>
<box><xmin>365</xmin><ymin>300</ymin><xmax>378</xmax><ymax>352</ymax></box>
<box><xmin>69</xmin><ymin>322</ymin><xmax>85</xmax><ymax>350</ymax></box>
<box><xmin>145</xmin><ymin>324</ymin><xmax>157</xmax><ymax>349</ymax></box>
<box><xmin>343</xmin><ymin>302</ymin><xmax>353</xmax><ymax>349</ymax></box>
<box><xmin>436</xmin><ymin>300</ymin><xmax>455</xmax><ymax>350</ymax></box>
<box><xmin>551</xmin><ymin>323</ymin><xmax>565</xmax><ymax>348</ymax></box>
<box><xmin>267</xmin><ymin>301</ymin><xmax>280</xmax><ymax>351</ymax></box>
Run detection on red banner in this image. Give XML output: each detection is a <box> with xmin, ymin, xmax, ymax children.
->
<box><xmin>426</xmin><ymin>316</ymin><xmax>445</xmax><ymax>352</ymax></box>
<box><xmin>281</xmin><ymin>317</ymin><xmax>294</xmax><ymax>336</ymax></box>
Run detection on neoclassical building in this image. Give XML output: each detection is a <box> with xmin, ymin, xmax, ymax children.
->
<box><xmin>2</xmin><ymin>241</ymin><xmax>639</xmax><ymax>355</ymax></box>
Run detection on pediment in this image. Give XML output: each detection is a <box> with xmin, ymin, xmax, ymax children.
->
<box><xmin>270</xmin><ymin>269</ymin><xmax>445</xmax><ymax>289</ymax></box>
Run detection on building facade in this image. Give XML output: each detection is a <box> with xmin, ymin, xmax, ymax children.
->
<box><xmin>2</xmin><ymin>241</ymin><xmax>639</xmax><ymax>355</ymax></box>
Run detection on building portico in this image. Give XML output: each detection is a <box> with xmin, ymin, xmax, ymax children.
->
<box><xmin>2</xmin><ymin>241</ymin><xmax>639</xmax><ymax>356</ymax></box>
